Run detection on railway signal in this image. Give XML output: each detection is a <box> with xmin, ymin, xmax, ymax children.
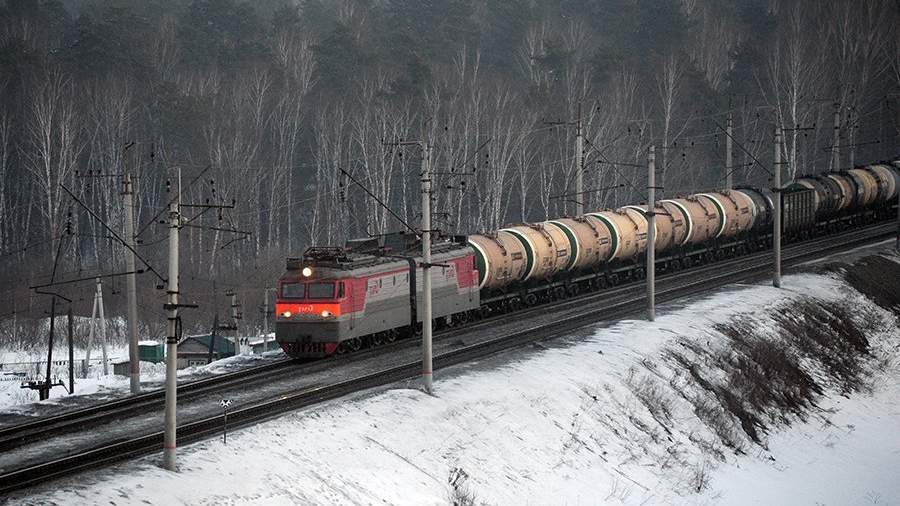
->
<box><xmin>220</xmin><ymin>398</ymin><xmax>232</xmax><ymax>444</ymax></box>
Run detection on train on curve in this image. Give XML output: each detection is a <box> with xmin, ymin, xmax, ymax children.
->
<box><xmin>275</xmin><ymin>159</ymin><xmax>900</xmax><ymax>358</ymax></box>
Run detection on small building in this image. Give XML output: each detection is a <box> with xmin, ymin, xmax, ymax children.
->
<box><xmin>176</xmin><ymin>334</ymin><xmax>236</xmax><ymax>369</ymax></box>
<box><xmin>138</xmin><ymin>340</ymin><xmax>165</xmax><ymax>363</ymax></box>
<box><xmin>248</xmin><ymin>336</ymin><xmax>277</xmax><ymax>354</ymax></box>
<box><xmin>112</xmin><ymin>359</ymin><xmax>130</xmax><ymax>376</ymax></box>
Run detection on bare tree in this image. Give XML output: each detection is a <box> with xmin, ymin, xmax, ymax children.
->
<box><xmin>22</xmin><ymin>66</ymin><xmax>84</xmax><ymax>253</ymax></box>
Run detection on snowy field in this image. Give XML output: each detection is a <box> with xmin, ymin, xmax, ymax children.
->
<box><xmin>0</xmin><ymin>338</ymin><xmax>280</xmax><ymax>411</ymax></box>
<box><xmin>7</xmin><ymin>258</ymin><xmax>900</xmax><ymax>505</ymax></box>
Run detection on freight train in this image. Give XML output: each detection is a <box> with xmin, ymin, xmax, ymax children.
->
<box><xmin>275</xmin><ymin>160</ymin><xmax>900</xmax><ymax>358</ymax></box>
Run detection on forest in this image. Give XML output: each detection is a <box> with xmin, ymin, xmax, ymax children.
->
<box><xmin>0</xmin><ymin>0</ymin><xmax>897</xmax><ymax>342</ymax></box>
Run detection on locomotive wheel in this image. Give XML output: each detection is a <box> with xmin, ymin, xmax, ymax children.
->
<box><xmin>348</xmin><ymin>337</ymin><xmax>362</xmax><ymax>352</ymax></box>
<box><xmin>386</xmin><ymin>330</ymin><xmax>398</xmax><ymax>343</ymax></box>
<box><xmin>554</xmin><ymin>286</ymin><xmax>566</xmax><ymax>300</ymax></box>
<box><xmin>336</xmin><ymin>341</ymin><xmax>349</xmax><ymax>354</ymax></box>
<box><xmin>372</xmin><ymin>333</ymin><xmax>385</xmax><ymax>346</ymax></box>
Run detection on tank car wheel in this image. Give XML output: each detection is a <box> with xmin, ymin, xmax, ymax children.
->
<box><xmin>609</xmin><ymin>273</ymin><xmax>620</xmax><ymax>286</ymax></box>
<box><xmin>525</xmin><ymin>293</ymin><xmax>538</xmax><ymax>306</ymax></box>
<box><xmin>567</xmin><ymin>284</ymin><xmax>580</xmax><ymax>297</ymax></box>
<box><xmin>634</xmin><ymin>268</ymin><xmax>645</xmax><ymax>280</ymax></box>
<box><xmin>671</xmin><ymin>259</ymin><xmax>682</xmax><ymax>271</ymax></box>
<box><xmin>554</xmin><ymin>286</ymin><xmax>567</xmax><ymax>300</ymax></box>
<box><xmin>598</xmin><ymin>276</ymin><xmax>608</xmax><ymax>289</ymax></box>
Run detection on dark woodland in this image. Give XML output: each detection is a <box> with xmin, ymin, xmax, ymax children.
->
<box><xmin>0</xmin><ymin>0</ymin><xmax>897</xmax><ymax>342</ymax></box>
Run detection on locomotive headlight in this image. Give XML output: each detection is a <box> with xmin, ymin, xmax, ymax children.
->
<box><xmin>301</xmin><ymin>267</ymin><xmax>313</xmax><ymax>277</ymax></box>
<box><xmin>282</xmin><ymin>311</ymin><xmax>292</xmax><ymax>318</ymax></box>
<box><xmin>320</xmin><ymin>310</ymin><xmax>332</xmax><ymax>317</ymax></box>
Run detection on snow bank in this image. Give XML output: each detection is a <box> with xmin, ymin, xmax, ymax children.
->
<box><xmin>9</xmin><ymin>256</ymin><xmax>900</xmax><ymax>505</ymax></box>
<box><xmin>0</xmin><ymin>346</ymin><xmax>282</xmax><ymax>411</ymax></box>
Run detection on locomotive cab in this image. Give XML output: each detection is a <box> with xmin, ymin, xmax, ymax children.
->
<box><xmin>276</xmin><ymin>260</ymin><xmax>354</xmax><ymax>357</ymax></box>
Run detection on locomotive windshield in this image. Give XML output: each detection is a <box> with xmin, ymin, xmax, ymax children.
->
<box><xmin>308</xmin><ymin>282</ymin><xmax>335</xmax><ymax>299</ymax></box>
<box><xmin>281</xmin><ymin>282</ymin><xmax>305</xmax><ymax>299</ymax></box>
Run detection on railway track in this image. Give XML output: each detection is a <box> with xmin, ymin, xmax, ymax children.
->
<box><xmin>0</xmin><ymin>222</ymin><xmax>894</xmax><ymax>495</ymax></box>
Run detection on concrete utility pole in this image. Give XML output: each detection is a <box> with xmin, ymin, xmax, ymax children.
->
<box><xmin>895</xmin><ymin>184</ymin><xmax>899</xmax><ymax>253</ymax></box>
<box><xmin>725</xmin><ymin>113</ymin><xmax>734</xmax><ymax>189</ymax></box>
<box><xmin>44</xmin><ymin>297</ymin><xmax>56</xmax><ymax>401</ymax></box>
<box><xmin>230</xmin><ymin>291</ymin><xmax>241</xmax><ymax>353</ymax></box>
<box><xmin>163</xmin><ymin>174</ymin><xmax>181</xmax><ymax>471</ymax></box>
<box><xmin>848</xmin><ymin>107</ymin><xmax>856</xmax><ymax>169</ymax></box>
<box><xmin>421</xmin><ymin>139</ymin><xmax>434</xmax><ymax>395</ymax></box>
<box><xmin>98</xmin><ymin>279</ymin><xmax>108</xmax><ymax>375</ymax></box>
<box><xmin>262</xmin><ymin>287</ymin><xmax>275</xmax><ymax>352</ymax></box>
<box><xmin>84</xmin><ymin>281</ymin><xmax>98</xmax><ymax>377</ymax></box>
<box><xmin>773</xmin><ymin>128</ymin><xmax>782</xmax><ymax>288</ymax></box>
<box><xmin>83</xmin><ymin>278</ymin><xmax>109</xmax><ymax>377</ymax></box>
<box><xmin>831</xmin><ymin>102</ymin><xmax>841</xmax><ymax>171</ymax></box>
<box><xmin>122</xmin><ymin>172</ymin><xmax>140</xmax><ymax>393</ymax></box>
<box><xmin>575</xmin><ymin>102</ymin><xmax>585</xmax><ymax>216</ymax></box>
<box><xmin>67</xmin><ymin>308</ymin><xmax>74</xmax><ymax>394</ymax></box>
<box><xmin>647</xmin><ymin>145</ymin><xmax>656</xmax><ymax>321</ymax></box>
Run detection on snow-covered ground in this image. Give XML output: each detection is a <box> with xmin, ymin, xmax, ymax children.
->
<box><xmin>0</xmin><ymin>337</ymin><xmax>281</xmax><ymax>411</ymax></box>
<box><xmin>8</xmin><ymin>258</ymin><xmax>900</xmax><ymax>505</ymax></box>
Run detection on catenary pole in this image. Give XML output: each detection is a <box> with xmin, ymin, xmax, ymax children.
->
<box><xmin>831</xmin><ymin>103</ymin><xmax>841</xmax><ymax>171</ymax></box>
<box><xmin>421</xmin><ymin>138</ymin><xmax>433</xmax><ymax>394</ymax></box>
<box><xmin>895</xmin><ymin>184</ymin><xmax>899</xmax><ymax>253</ymax></box>
<box><xmin>98</xmin><ymin>278</ymin><xmax>108</xmax><ymax>375</ymax></box>
<box><xmin>67</xmin><ymin>307</ymin><xmax>74</xmax><ymax>394</ymax></box>
<box><xmin>725</xmin><ymin>113</ymin><xmax>734</xmax><ymax>189</ymax></box>
<box><xmin>575</xmin><ymin>102</ymin><xmax>584</xmax><ymax>216</ymax></box>
<box><xmin>45</xmin><ymin>297</ymin><xmax>56</xmax><ymax>401</ymax></box>
<box><xmin>230</xmin><ymin>291</ymin><xmax>240</xmax><ymax>353</ymax></box>
<box><xmin>163</xmin><ymin>170</ymin><xmax>181</xmax><ymax>471</ymax></box>
<box><xmin>263</xmin><ymin>288</ymin><xmax>269</xmax><ymax>352</ymax></box>
<box><xmin>122</xmin><ymin>171</ymin><xmax>140</xmax><ymax>393</ymax></box>
<box><xmin>647</xmin><ymin>145</ymin><xmax>656</xmax><ymax>321</ymax></box>
<box><xmin>773</xmin><ymin>128</ymin><xmax>782</xmax><ymax>288</ymax></box>
<box><xmin>84</xmin><ymin>280</ymin><xmax>99</xmax><ymax>377</ymax></box>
